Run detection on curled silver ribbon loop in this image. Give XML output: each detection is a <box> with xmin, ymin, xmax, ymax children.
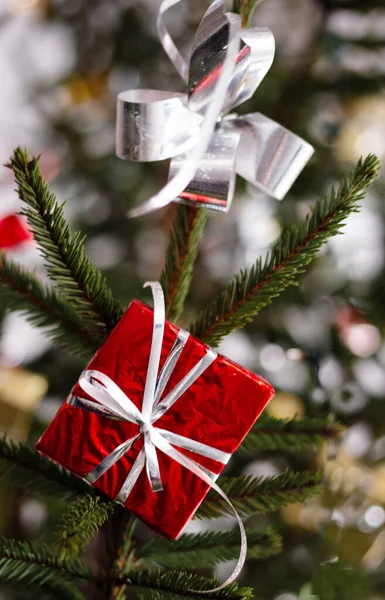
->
<box><xmin>187</xmin><ymin>1</ymin><xmax>275</xmax><ymax>116</ymax></box>
<box><xmin>70</xmin><ymin>281</ymin><xmax>247</xmax><ymax>592</ymax></box>
<box><xmin>116</xmin><ymin>90</ymin><xmax>202</xmax><ymax>163</ymax></box>
<box><xmin>116</xmin><ymin>0</ymin><xmax>314</xmax><ymax>216</ymax></box>
<box><xmin>157</xmin><ymin>0</ymin><xmax>189</xmax><ymax>83</ymax></box>
<box><xmin>125</xmin><ymin>14</ymin><xmax>242</xmax><ymax>218</ymax></box>
<box><xmin>230</xmin><ymin>113</ymin><xmax>315</xmax><ymax>201</ymax></box>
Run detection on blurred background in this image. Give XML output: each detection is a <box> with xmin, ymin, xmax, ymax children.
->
<box><xmin>0</xmin><ymin>0</ymin><xmax>385</xmax><ymax>598</ymax></box>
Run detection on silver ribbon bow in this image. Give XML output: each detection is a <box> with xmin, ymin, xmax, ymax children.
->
<box><xmin>116</xmin><ymin>0</ymin><xmax>314</xmax><ymax>217</ymax></box>
<box><xmin>69</xmin><ymin>282</ymin><xmax>247</xmax><ymax>592</ymax></box>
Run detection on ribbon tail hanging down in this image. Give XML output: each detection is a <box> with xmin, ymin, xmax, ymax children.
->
<box><xmin>151</xmin><ymin>429</ymin><xmax>247</xmax><ymax>594</ymax></box>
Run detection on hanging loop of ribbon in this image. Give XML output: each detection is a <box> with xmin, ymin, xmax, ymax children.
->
<box><xmin>69</xmin><ymin>282</ymin><xmax>247</xmax><ymax>592</ymax></box>
<box><xmin>116</xmin><ymin>0</ymin><xmax>314</xmax><ymax>216</ymax></box>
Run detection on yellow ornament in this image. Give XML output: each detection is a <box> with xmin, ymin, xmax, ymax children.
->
<box><xmin>0</xmin><ymin>367</ymin><xmax>48</xmax><ymax>441</ymax></box>
<box><xmin>62</xmin><ymin>72</ymin><xmax>110</xmax><ymax>106</ymax></box>
<box><xmin>267</xmin><ymin>392</ymin><xmax>305</xmax><ymax>420</ymax></box>
<box><xmin>336</xmin><ymin>94</ymin><xmax>385</xmax><ymax>165</ymax></box>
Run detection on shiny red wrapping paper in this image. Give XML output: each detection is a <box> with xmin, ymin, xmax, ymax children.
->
<box><xmin>36</xmin><ymin>300</ymin><xmax>274</xmax><ymax>539</ymax></box>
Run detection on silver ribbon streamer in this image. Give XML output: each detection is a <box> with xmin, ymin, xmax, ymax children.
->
<box><xmin>116</xmin><ymin>0</ymin><xmax>314</xmax><ymax>216</ymax></box>
<box><xmin>69</xmin><ymin>282</ymin><xmax>247</xmax><ymax>592</ymax></box>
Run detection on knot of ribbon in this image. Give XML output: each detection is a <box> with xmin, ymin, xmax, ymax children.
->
<box><xmin>69</xmin><ymin>282</ymin><xmax>247</xmax><ymax>592</ymax></box>
<box><xmin>116</xmin><ymin>0</ymin><xmax>314</xmax><ymax>217</ymax></box>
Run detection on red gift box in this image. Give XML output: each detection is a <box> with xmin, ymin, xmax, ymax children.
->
<box><xmin>36</xmin><ymin>298</ymin><xmax>274</xmax><ymax>539</ymax></box>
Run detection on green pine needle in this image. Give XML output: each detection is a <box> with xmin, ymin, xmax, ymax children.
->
<box><xmin>197</xmin><ymin>470</ymin><xmax>323</xmax><ymax>519</ymax></box>
<box><xmin>8</xmin><ymin>147</ymin><xmax>123</xmax><ymax>336</ymax></box>
<box><xmin>312</xmin><ymin>561</ymin><xmax>371</xmax><ymax>600</ymax></box>
<box><xmin>0</xmin><ymin>539</ymin><xmax>91</xmax><ymax>600</ymax></box>
<box><xmin>116</xmin><ymin>569</ymin><xmax>254</xmax><ymax>600</ymax></box>
<box><xmin>138</xmin><ymin>527</ymin><xmax>282</xmax><ymax>569</ymax></box>
<box><xmin>191</xmin><ymin>155</ymin><xmax>380</xmax><ymax>346</ymax></box>
<box><xmin>54</xmin><ymin>495</ymin><xmax>114</xmax><ymax>560</ymax></box>
<box><xmin>233</xmin><ymin>0</ymin><xmax>265</xmax><ymax>26</ymax></box>
<box><xmin>0</xmin><ymin>253</ymin><xmax>99</xmax><ymax>359</ymax></box>
<box><xmin>161</xmin><ymin>205</ymin><xmax>207</xmax><ymax>323</ymax></box>
<box><xmin>239</xmin><ymin>414</ymin><xmax>344</xmax><ymax>454</ymax></box>
<box><xmin>0</xmin><ymin>436</ymin><xmax>92</xmax><ymax>500</ymax></box>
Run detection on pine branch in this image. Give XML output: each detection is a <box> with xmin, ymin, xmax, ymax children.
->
<box><xmin>191</xmin><ymin>155</ymin><xmax>380</xmax><ymax>346</ymax></box>
<box><xmin>161</xmin><ymin>205</ymin><xmax>207</xmax><ymax>323</ymax></box>
<box><xmin>0</xmin><ymin>436</ymin><xmax>92</xmax><ymax>499</ymax></box>
<box><xmin>239</xmin><ymin>414</ymin><xmax>344</xmax><ymax>454</ymax></box>
<box><xmin>108</xmin><ymin>514</ymin><xmax>137</xmax><ymax>600</ymax></box>
<box><xmin>0</xmin><ymin>253</ymin><xmax>99</xmax><ymax>359</ymax></box>
<box><xmin>138</xmin><ymin>527</ymin><xmax>282</xmax><ymax>569</ymax></box>
<box><xmin>115</xmin><ymin>569</ymin><xmax>253</xmax><ymax>600</ymax></box>
<box><xmin>54</xmin><ymin>495</ymin><xmax>114</xmax><ymax>560</ymax></box>
<box><xmin>0</xmin><ymin>539</ymin><xmax>91</xmax><ymax>600</ymax></box>
<box><xmin>1</xmin><ymin>578</ymin><xmax>83</xmax><ymax>600</ymax></box>
<box><xmin>8</xmin><ymin>147</ymin><xmax>123</xmax><ymax>336</ymax></box>
<box><xmin>233</xmin><ymin>0</ymin><xmax>264</xmax><ymax>27</ymax></box>
<box><xmin>197</xmin><ymin>470</ymin><xmax>322</xmax><ymax>519</ymax></box>
<box><xmin>0</xmin><ymin>588</ymin><xmax>79</xmax><ymax>600</ymax></box>
<box><xmin>312</xmin><ymin>561</ymin><xmax>370</xmax><ymax>600</ymax></box>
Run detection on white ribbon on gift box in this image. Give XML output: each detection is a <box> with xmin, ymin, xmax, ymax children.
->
<box><xmin>69</xmin><ymin>282</ymin><xmax>247</xmax><ymax>592</ymax></box>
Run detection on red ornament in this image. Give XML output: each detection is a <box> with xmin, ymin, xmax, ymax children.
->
<box><xmin>36</xmin><ymin>298</ymin><xmax>274</xmax><ymax>539</ymax></box>
<box><xmin>0</xmin><ymin>215</ymin><xmax>31</xmax><ymax>250</ymax></box>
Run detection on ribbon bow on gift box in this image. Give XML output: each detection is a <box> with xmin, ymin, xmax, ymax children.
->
<box><xmin>116</xmin><ymin>0</ymin><xmax>314</xmax><ymax>217</ymax></box>
<box><xmin>69</xmin><ymin>282</ymin><xmax>247</xmax><ymax>592</ymax></box>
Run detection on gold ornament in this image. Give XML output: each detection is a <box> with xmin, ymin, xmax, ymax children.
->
<box><xmin>336</xmin><ymin>95</ymin><xmax>385</xmax><ymax>165</ymax></box>
<box><xmin>267</xmin><ymin>392</ymin><xmax>305</xmax><ymax>420</ymax></box>
<box><xmin>62</xmin><ymin>72</ymin><xmax>110</xmax><ymax>106</ymax></box>
<box><xmin>0</xmin><ymin>367</ymin><xmax>48</xmax><ymax>441</ymax></box>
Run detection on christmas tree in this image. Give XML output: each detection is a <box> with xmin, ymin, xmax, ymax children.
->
<box><xmin>0</xmin><ymin>1</ymin><xmax>383</xmax><ymax>599</ymax></box>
